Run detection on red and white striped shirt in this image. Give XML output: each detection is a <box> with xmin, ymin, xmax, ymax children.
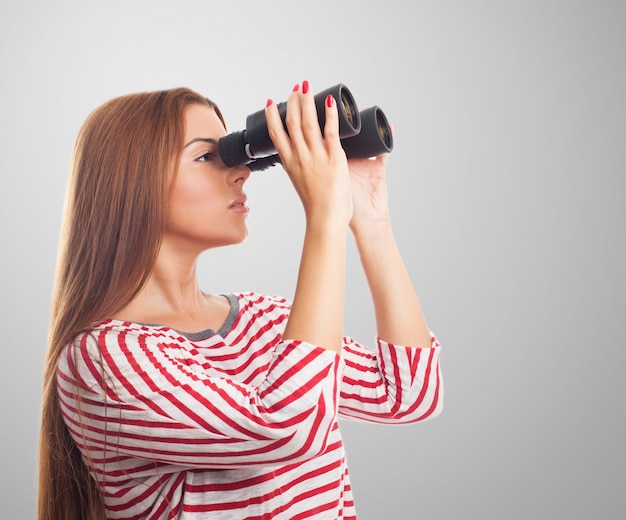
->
<box><xmin>57</xmin><ymin>292</ymin><xmax>443</xmax><ymax>519</ymax></box>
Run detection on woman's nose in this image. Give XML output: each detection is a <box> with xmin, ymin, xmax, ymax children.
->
<box><xmin>227</xmin><ymin>164</ymin><xmax>251</xmax><ymax>185</ymax></box>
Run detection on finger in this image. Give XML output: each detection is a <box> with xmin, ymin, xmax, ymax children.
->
<box><xmin>298</xmin><ymin>80</ymin><xmax>325</xmax><ymax>149</ymax></box>
<box><xmin>323</xmin><ymin>94</ymin><xmax>342</xmax><ymax>154</ymax></box>
<box><xmin>265</xmin><ymin>97</ymin><xmax>295</xmax><ymax>165</ymax></box>
<box><xmin>373</xmin><ymin>153</ymin><xmax>389</xmax><ymax>170</ymax></box>
<box><xmin>283</xmin><ymin>83</ymin><xmax>308</xmax><ymax>153</ymax></box>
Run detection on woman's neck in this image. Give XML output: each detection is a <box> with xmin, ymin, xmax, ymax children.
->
<box><xmin>113</xmin><ymin>245</ymin><xmax>231</xmax><ymax>332</ymax></box>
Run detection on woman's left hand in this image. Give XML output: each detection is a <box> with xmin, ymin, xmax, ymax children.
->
<box><xmin>348</xmin><ymin>154</ymin><xmax>391</xmax><ymax>231</ymax></box>
<box><xmin>347</xmin><ymin>152</ymin><xmax>433</xmax><ymax>349</ymax></box>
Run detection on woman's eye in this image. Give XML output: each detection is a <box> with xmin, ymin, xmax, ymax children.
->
<box><xmin>197</xmin><ymin>152</ymin><xmax>216</xmax><ymax>162</ymax></box>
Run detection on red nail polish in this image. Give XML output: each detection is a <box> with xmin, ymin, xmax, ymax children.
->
<box><xmin>266</xmin><ymin>98</ymin><xmax>273</xmax><ymax>108</ymax></box>
<box><xmin>302</xmin><ymin>80</ymin><xmax>309</xmax><ymax>94</ymax></box>
<box><xmin>326</xmin><ymin>94</ymin><xmax>334</xmax><ymax>108</ymax></box>
<box><xmin>292</xmin><ymin>83</ymin><xmax>300</xmax><ymax>92</ymax></box>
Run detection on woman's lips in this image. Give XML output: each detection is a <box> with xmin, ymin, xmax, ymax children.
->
<box><xmin>229</xmin><ymin>195</ymin><xmax>249</xmax><ymax>213</ymax></box>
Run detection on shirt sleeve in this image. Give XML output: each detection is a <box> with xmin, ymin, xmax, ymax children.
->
<box><xmin>338</xmin><ymin>335</ymin><xmax>443</xmax><ymax>424</ymax></box>
<box><xmin>57</xmin><ymin>324</ymin><xmax>343</xmax><ymax>470</ymax></box>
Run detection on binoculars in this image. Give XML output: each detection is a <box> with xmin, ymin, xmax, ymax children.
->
<box><xmin>218</xmin><ymin>83</ymin><xmax>393</xmax><ymax>172</ymax></box>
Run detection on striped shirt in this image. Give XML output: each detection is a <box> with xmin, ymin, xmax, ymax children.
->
<box><xmin>57</xmin><ymin>292</ymin><xmax>443</xmax><ymax>519</ymax></box>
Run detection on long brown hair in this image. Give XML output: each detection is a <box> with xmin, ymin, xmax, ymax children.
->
<box><xmin>38</xmin><ymin>88</ymin><xmax>224</xmax><ymax>519</ymax></box>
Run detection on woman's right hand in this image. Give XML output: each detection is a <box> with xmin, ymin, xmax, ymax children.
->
<box><xmin>265</xmin><ymin>81</ymin><xmax>353</xmax><ymax>231</ymax></box>
<box><xmin>264</xmin><ymin>81</ymin><xmax>351</xmax><ymax>353</ymax></box>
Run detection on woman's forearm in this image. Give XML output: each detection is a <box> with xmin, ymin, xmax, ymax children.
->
<box><xmin>352</xmin><ymin>219</ymin><xmax>432</xmax><ymax>348</ymax></box>
<box><xmin>283</xmin><ymin>223</ymin><xmax>347</xmax><ymax>354</ymax></box>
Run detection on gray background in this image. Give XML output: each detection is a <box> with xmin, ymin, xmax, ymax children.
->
<box><xmin>1</xmin><ymin>0</ymin><xmax>624</xmax><ymax>518</ymax></box>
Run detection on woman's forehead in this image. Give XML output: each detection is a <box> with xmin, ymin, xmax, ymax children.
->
<box><xmin>184</xmin><ymin>104</ymin><xmax>225</xmax><ymax>139</ymax></box>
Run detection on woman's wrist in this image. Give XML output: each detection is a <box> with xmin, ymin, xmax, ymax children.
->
<box><xmin>305</xmin><ymin>212</ymin><xmax>351</xmax><ymax>238</ymax></box>
<box><xmin>350</xmin><ymin>217</ymin><xmax>394</xmax><ymax>244</ymax></box>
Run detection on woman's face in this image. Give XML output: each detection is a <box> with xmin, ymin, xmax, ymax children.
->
<box><xmin>164</xmin><ymin>104</ymin><xmax>251</xmax><ymax>252</ymax></box>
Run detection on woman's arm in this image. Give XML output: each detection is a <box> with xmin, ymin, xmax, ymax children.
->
<box><xmin>265</xmin><ymin>82</ymin><xmax>353</xmax><ymax>354</ymax></box>
<box><xmin>338</xmin><ymin>336</ymin><xmax>443</xmax><ymax>423</ymax></box>
<box><xmin>348</xmin><ymin>155</ymin><xmax>433</xmax><ymax>348</ymax></box>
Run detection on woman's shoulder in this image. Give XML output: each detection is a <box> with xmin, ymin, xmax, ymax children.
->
<box><xmin>71</xmin><ymin>319</ymin><xmax>177</xmax><ymax>354</ymax></box>
<box><xmin>232</xmin><ymin>291</ymin><xmax>292</xmax><ymax>311</ymax></box>
<box><xmin>227</xmin><ymin>292</ymin><xmax>293</xmax><ymax>332</ymax></box>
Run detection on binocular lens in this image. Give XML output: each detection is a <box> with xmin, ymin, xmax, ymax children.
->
<box><xmin>314</xmin><ymin>83</ymin><xmax>361</xmax><ymax>137</ymax></box>
<box><xmin>339</xmin><ymin>106</ymin><xmax>393</xmax><ymax>159</ymax></box>
<box><xmin>340</xmin><ymin>89</ymin><xmax>358</xmax><ymax>128</ymax></box>
<box><xmin>376</xmin><ymin>109</ymin><xmax>392</xmax><ymax>149</ymax></box>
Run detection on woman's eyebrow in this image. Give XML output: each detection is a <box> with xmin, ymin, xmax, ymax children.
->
<box><xmin>184</xmin><ymin>137</ymin><xmax>218</xmax><ymax>148</ymax></box>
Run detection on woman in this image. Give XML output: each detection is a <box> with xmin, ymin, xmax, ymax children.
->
<box><xmin>38</xmin><ymin>81</ymin><xmax>443</xmax><ymax>519</ymax></box>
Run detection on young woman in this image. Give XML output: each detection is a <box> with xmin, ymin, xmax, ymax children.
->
<box><xmin>38</xmin><ymin>81</ymin><xmax>443</xmax><ymax>519</ymax></box>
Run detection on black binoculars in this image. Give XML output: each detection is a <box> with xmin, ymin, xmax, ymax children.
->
<box><xmin>218</xmin><ymin>83</ymin><xmax>393</xmax><ymax>172</ymax></box>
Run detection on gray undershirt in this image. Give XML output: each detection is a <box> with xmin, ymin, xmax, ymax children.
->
<box><xmin>140</xmin><ymin>293</ymin><xmax>240</xmax><ymax>341</ymax></box>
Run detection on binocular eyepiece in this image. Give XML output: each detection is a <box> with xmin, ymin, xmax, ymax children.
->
<box><xmin>218</xmin><ymin>83</ymin><xmax>393</xmax><ymax>172</ymax></box>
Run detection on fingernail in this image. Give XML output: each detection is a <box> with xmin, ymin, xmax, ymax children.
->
<box><xmin>302</xmin><ymin>80</ymin><xmax>309</xmax><ymax>94</ymax></box>
<box><xmin>266</xmin><ymin>98</ymin><xmax>273</xmax><ymax>108</ymax></box>
<box><xmin>326</xmin><ymin>94</ymin><xmax>334</xmax><ymax>108</ymax></box>
<box><xmin>292</xmin><ymin>83</ymin><xmax>300</xmax><ymax>92</ymax></box>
